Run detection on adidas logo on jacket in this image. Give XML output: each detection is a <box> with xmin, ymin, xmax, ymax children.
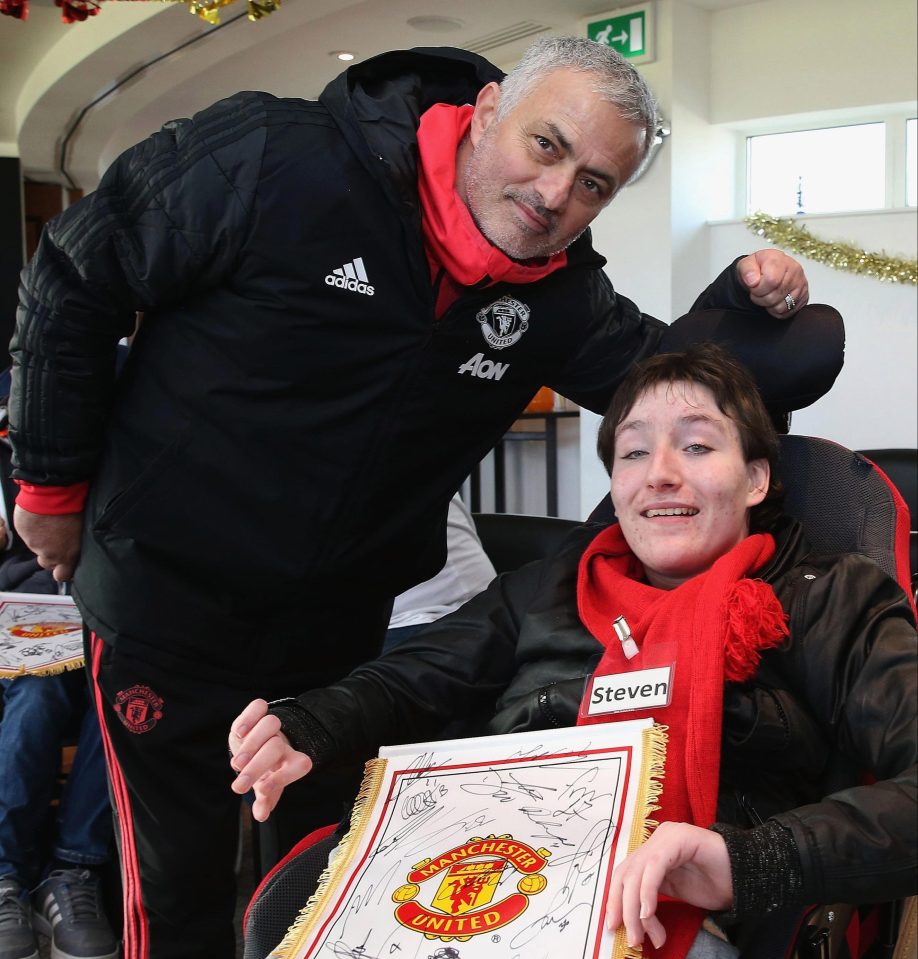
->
<box><xmin>325</xmin><ymin>257</ymin><xmax>375</xmax><ymax>296</ymax></box>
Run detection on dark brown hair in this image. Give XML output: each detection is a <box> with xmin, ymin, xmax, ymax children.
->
<box><xmin>596</xmin><ymin>343</ymin><xmax>784</xmax><ymax>530</ymax></box>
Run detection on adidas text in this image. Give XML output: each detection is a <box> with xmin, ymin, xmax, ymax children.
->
<box><xmin>325</xmin><ymin>256</ymin><xmax>375</xmax><ymax>296</ymax></box>
<box><xmin>458</xmin><ymin>352</ymin><xmax>510</xmax><ymax>381</ymax></box>
<box><xmin>325</xmin><ymin>274</ymin><xmax>375</xmax><ymax>296</ymax></box>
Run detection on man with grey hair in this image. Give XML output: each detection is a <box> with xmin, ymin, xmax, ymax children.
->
<box><xmin>495</xmin><ymin>36</ymin><xmax>658</xmax><ymax>170</ymax></box>
<box><xmin>10</xmin><ymin>36</ymin><xmax>819</xmax><ymax>958</ymax></box>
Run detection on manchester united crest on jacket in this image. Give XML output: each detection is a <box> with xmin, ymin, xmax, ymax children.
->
<box><xmin>477</xmin><ymin>296</ymin><xmax>530</xmax><ymax>350</ymax></box>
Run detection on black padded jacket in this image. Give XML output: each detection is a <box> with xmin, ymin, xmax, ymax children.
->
<box><xmin>10</xmin><ymin>48</ymin><xmax>765</xmax><ymax>678</ymax></box>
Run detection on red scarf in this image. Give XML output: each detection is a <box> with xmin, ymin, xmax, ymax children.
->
<box><xmin>576</xmin><ymin>524</ymin><xmax>789</xmax><ymax>959</ymax></box>
<box><xmin>415</xmin><ymin>103</ymin><xmax>568</xmax><ymax>317</ymax></box>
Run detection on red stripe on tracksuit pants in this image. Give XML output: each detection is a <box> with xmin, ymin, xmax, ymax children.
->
<box><xmin>90</xmin><ymin>633</ymin><xmax>147</xmax><ymax>959</ymax></box>
<box><xmin>86</xmin><ymin>631</ymin><xmax>252</xmax><ymax>958</ymax></box>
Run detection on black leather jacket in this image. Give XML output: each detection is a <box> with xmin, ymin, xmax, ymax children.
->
<box><xmin>285</xmin><ymin>517</ymin><xmax>917</xmax><ymax>915</ymax></box>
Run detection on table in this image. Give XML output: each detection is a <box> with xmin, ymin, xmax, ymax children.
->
<box><xmin>469</xmin><ymin>409</ymin><xmax>579</xmax><ymax>517</ymax></box>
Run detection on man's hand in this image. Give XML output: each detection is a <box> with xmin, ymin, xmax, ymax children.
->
<box><xmin>229</xmin><ymin>698</ymin><xmax>313</xmax><ymax>822</ymax></box>
<box><xmin>737</xmin><ymin>249</ymin><xmax>809</xmax><ymax>317</ymax></box>
<box><xmin>606</xmin><ymin>822</ymin><xmax>733</xmax><ymax>950</ymax></box>
<box><xmin>0</xmin><ymin>516</ymin><xmax>8</xmax><ymax>552</ymax></box>
<box><xmin>13</xmin><ymin>506</ymin><xmax>83</xmax><ymax>582</ymax></box>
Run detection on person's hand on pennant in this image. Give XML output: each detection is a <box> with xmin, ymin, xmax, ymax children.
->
<box><xmin>606</xmin><ymin>821</ymin><xmax>733</xmax><ymax>950</ymax></box>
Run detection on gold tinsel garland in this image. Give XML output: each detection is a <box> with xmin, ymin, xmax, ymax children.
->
<box><xmin>745</xmin><ymin>212</ymin><xmax>917</xmax><ymax>286</ymax></box>
<box><xmin>184</xmin><ymin>0</ymin><xmax>280</xmax><ymax>24</ymax></box>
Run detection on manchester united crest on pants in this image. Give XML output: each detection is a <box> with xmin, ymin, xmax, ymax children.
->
<box><xmin>113</xmin><ymin>684</ymin><xmax>164</xmax><ymax>734</ymax></box>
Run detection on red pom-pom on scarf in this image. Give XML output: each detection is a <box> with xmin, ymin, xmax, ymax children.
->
<box><xmin>723</xmin><ymin>578</ymin><xmax>789</xmax><ymax>683</ymax></box>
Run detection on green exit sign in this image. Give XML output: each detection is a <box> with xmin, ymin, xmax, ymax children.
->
<box><xmin>585</xmin><ymin>4</ymin><xmax>655</xmax><ymax>64</ymax></box>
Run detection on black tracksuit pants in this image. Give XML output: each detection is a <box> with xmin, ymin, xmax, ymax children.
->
<box><xmin>86</xmin><ymin>602</ymin><xmax>389</xmax><ymax>959</ymax></box>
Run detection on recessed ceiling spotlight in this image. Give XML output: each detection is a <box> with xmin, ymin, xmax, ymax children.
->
<box><xmin>330</xmin><ymin>51</ymin><xmax>356</xmax><ymax>61</ymax></box>
<box><xmin>406</xmin><ymin>15</ymin><xmax>464</xmax><ymax>32</ymax></box>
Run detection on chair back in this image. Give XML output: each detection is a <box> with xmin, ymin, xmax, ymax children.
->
<box><xmin>778</xmin><ymin>436</ymin><xmax>915</xmax><ymax>614</ymax></box>
<box><xmin>471</xmin><ymin>512</ymin><xmax>581</xmax><ymax>574</ymax></box>
<box><xmin>855</xmin><ymin>448</ymin><xmax>917</xmax><ymax>595</ymax></box>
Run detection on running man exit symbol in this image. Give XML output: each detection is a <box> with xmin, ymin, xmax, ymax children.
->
<box><xmin>585</xmin><ymin>5</ymin><xmax>655</xmax><ymax>64</ymax></box>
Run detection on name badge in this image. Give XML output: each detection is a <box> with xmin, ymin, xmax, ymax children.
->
<box><xmin>584</xmin><ymin>665</ymin><xmax>673</xmax><ymax>717</ymax></box>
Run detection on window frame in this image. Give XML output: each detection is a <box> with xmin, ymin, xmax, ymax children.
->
<box><xmin>736</xmin><ymin>108</ymin><xmax>917</xmax><ymax>218</ymax></box>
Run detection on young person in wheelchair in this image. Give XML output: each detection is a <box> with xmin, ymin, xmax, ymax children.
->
<box><xmin>229</xmin><ymin>344</ymin><xmax>917</xmax><ymax>958</ymax></box>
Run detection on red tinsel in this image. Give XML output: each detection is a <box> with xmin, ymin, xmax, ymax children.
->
<box><xmin>0</xmin><ymin>0</ymin><xmax>29</xmax><ymax>20</ymax></box>
<box><xmin>54</xmin><ymin>0</ymin><xmax>100</xmax><ymax>22</ymax></box>
<box><xmin>0</xmin><ymin>0</ymin><xmax>103</xmax><ymax>21</ymax></box>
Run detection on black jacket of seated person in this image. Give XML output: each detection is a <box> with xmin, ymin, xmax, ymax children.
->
<box><xmin>270</xmin><ymin>515</ymin><xmax>917</xmax><ymax>948</ymax></box>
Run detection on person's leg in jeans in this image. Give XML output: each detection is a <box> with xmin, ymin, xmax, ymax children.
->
<box><xmin>0</xmin><ymin>674</ymin><xmax>76</xmax><ymax>959</ymax></box>
<box><xmin>685</xmin><ymin>928</ymin><xmax>740</xmax><ymax>958</ymax></box>
<box><xmin>52</xmin><ymin>693</ymin><xmax>114</xmax><ymax>872</ymax></box>
<box><xmin>0</xmin><ymin>675</ymin><xmax>75</xmax><ymax>887</ymax></box>
<box><xmin>0</xmin><ymin>672</ymin><xmax>119</xmax><ymax>959</ymax></box>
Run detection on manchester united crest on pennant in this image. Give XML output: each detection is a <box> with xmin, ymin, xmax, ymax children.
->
<box><xmin>390</xmin><ymin>833</ymin><xmax>550</xmax><ymax>942</ymax></box>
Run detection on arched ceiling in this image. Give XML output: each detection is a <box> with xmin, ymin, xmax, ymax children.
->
<box><xmin>2</xmin><ymin>0</ymin><xmax>760</xmax><ymax>190</ymax></box>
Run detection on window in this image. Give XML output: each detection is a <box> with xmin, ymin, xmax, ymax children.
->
<box><xmin>907</xmin><ymin>118</ymin><xmax>917</xmax><ymax>208</ymax></box>
<box><xmin>747</xmin><ymin>123</ymin><xmax>886</xmax><ymax>216</ymax></box>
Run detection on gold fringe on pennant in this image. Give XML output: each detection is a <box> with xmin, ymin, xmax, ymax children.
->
<box><xmin>269</xmin><ymin>756</ymin><xmax>388</xmax><ymax>959</ymax></box>
<box><xmin>0</xmin><ymin>656</ymin><xmax>84</xmax><ymax>679</ymax></box>
<box><xmin>613</xmin><ymin>723</ymin><xmax>669</xmax><ymax>959</ymax></box>
<box><xmin>746</xmin><ymin>212</ymin><xmax>917</xmax><ymax>285</ymax></box>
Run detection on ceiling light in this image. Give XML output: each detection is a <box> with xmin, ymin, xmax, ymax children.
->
<box><xmin>406</xmin><ymin>15</ymin><xmax>464</xmax><ymax>33</ymax></box>
<box><xmin>330</xmin><ymin>51</ymin><xmax>356</xmax><ymax>61</ymax></box>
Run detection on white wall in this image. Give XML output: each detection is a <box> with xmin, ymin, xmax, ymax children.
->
<box><xmin>574</xmin><ymin>0</ymin><xmax>918</xmax><ymax>520</ymax></box>
<box><xmin>709</xmin><ymin>0</ymin><xmax>917</xmax><ymax>124</ymax></box>
<box><xmin>710</xmin><ymin>211</ymin><xmax>917</xmax><ymax>449</ymax></box>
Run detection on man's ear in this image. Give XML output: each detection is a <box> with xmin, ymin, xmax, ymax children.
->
<box><xmin>468</xmin><ymin>82</ymin><xmax>501</xmax><ymax>147</ymax></box>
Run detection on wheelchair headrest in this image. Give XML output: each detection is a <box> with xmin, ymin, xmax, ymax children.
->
<box><xmin>661</xmin><ymin>303</ymin><xmax>844</xmax><ymax>415</ymax></box>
